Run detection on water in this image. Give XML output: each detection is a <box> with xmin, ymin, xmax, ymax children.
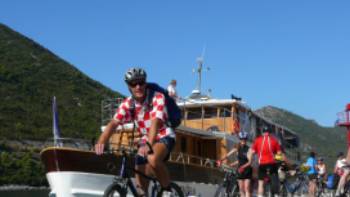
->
<box><xmin>0</xmin><ymin>190</ymin><xmax>49</xmax><ymax>197</ymax></box>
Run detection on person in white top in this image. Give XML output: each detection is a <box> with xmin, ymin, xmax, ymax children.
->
<box><xmin>167</xmin><ymin>79</ymin><xmax>178</xmax><ymax>100</ymax></box>
<box><xmin>316</xmin><ymin>157</ymin><xmax>327</xmax><ymax>182</ymax></box>
<box><xmin>335</xmin><ymin>152</ymin><xmax>350</xmax><ymax>196</ymax></box>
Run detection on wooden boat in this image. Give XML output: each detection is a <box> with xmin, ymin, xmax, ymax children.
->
<box><xmin>41</xmin><ymin>65</ymin><xmax>301</xmax><ymax>197</ymax></box>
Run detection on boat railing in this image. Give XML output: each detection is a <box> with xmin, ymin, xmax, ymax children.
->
<box><xmin>336</xmin><ymin>111</ymin><xmax>350</xmax><ymax>126</ymax></box>
<box><xmin>169</xmin><ymin>152</ymin><xmax>216</xmax><ymax>168</ymax></box>
<box><xmin>46</xmin><ymin>137</ymin><xmax>92</xmax><ymax>150</ymax></box>
<box><xmin>106</xmin><ymin>145</ymin><xmax>218</xmax><ymax>169</ymax></box>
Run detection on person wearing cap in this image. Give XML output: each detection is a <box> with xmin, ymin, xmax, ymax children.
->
<box><xmin>95</xmin><ymin>67</ymin><xmax>176</xmax><ymax>196</ymax></box>
<box><xmin>217</xmin><ymin>131</ymin><xmax>252</xmax><ymax>197</ymax></box>
<box><xmin>247</xmin><ymin>126</ymin><xmax>285</xmax><ymax>197</ymax></box>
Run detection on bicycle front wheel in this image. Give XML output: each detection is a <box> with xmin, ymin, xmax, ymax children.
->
<box><xmin>104</xmin><ymin>183</ymin><xmax>127</xmax><ymax>197</ymax></box>
<box><xmin>156</xmin><ymin>182</ymin><xmax>184</xmax><ymax>197</ymax></box>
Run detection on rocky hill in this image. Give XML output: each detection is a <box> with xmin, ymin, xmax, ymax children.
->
<box><xmin>0</xmin><ymin>23</ymin><xmax>122</xmax><ymax>140</ymax></box>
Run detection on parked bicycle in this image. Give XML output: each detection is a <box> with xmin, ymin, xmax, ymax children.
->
<box><xmin>315</xmin><ymin>174</ymin><xmax>328</xmax><ymax>197</ymax></box>
<box><xmin>103</xmin><ymin>146</ymin><xmax>184</xmax><ymax>197</ymax></box>
<box><xmin>287</xmin><ymin>166</ymin><xmax>309</xmax><ymax>196</ymax></box>
<box><xmin>214</xmin><ymin>165</ymin><xmax>239</xmax><ymax>197</ymax></box>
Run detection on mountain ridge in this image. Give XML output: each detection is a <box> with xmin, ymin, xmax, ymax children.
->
<box><xmin>255</xmin><ymin>105</ymin><xmax>346</xmax><ymax>166</ymax></box>
<box><xmin>0</xmin><ymin>23</ymin><xmax>122</xmax><ymax>140</ymax></box>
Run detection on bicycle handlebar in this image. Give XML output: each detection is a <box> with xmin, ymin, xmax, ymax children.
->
<box><xmin>145</xmin><ymin>141</ymin><xmax>154</xmax><ymax>154</ymax></box>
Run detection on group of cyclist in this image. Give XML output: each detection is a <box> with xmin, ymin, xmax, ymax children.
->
<box><xmin>217</xmin><ymin>129</ymin><xmax>350</xmax><ymax>197</ymax></box>
<box><xmin>93</xmin><ymin>67</ymin><xmax>350</xmax><ymax>197</ymax></box>
<box><xmin>218</xmin><ymin>126</ymin><xmax>286</xmax><ymax>197</ymax></box>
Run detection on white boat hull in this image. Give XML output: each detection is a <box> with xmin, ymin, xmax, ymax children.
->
<box><xmin>46</xmin><ymin>171</ymin><xmax>218</xmax><ymax>197</ymax></box>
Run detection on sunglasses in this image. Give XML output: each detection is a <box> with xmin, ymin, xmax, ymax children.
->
<box><xmin>128</xmin><ymin>80</ymin><xmax>146</xmax><ymax>87</ymax></box>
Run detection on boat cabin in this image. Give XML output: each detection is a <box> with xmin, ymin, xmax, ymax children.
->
<box><xmin>102</xmin><ymin>96</ymin><xmax>301</xmax><ymax>167</ymax></box>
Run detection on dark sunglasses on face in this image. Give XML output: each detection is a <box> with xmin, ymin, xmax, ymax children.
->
<box><xmin>128</xmin><ymin>80</ymin><xmax>146</xmax><ymax>87</ymax></box>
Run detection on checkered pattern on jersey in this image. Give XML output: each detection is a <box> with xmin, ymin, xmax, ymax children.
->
<box><xmin>113</xmin><ymin>92</ymin><xmax>175</xmax><ymax>141</ymax></box>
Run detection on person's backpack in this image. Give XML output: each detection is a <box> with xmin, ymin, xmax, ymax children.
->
<box><xmin>130</xmin><ymin>82</ymin><xmax>182</xmax><ymax>128</ymax></box>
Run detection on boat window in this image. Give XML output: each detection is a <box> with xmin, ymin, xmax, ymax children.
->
<box><xmin>219</xmin><ymin>107</ymin><xmax>231</xmax><ymax>117</ymax></box>
<box><xmin>181</xmin><ymin>137</ymin><xmax>187</xmax><ymax>152</ymax></box>
<box><xmin>187</xmin><ymin>108</ymin><xmax>202</xmax><ymax>120</ymax></box>
<box><xmin>204</xmin><ymin>107</ymin><xmax>217</xmax><ymax>119</ymax></box>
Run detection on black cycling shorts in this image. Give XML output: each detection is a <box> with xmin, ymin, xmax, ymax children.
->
<box><xmin>237</xmin><ymin>166</ymin><xmax>253</xmax><ymax>180</ymax></box>
<box><xmin>258</xmin><ymin>163</ymin><xmax>279</xmax><ymax>180</ymax></box>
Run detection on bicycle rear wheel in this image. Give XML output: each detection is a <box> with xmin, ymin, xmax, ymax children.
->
<box><xmin>229</xmin><ymin>182</ymin><xmax>239</xmax><ymax>197</ymax></box>
<box><xmin>156</xmin><ymin>182</ymin><xmax>184</xmax><ymax>197</ymax></box>
<box><xmin>214</xmin><ymin>183</ymin><xmax>229</xmax><ymax>197</ymax></box>
<box><xmin>104</xmin><ymin>183</ymin><xmax>127</xmax><ymax>197</ymax></box>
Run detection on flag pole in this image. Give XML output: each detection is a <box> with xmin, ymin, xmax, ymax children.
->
<box><xmin>52</xmin><ymin>96</ymin><xmax>61</xmax><ymax>147</ymax></box>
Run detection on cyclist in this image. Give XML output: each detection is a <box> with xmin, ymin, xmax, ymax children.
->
<box><xmin>218</xmin><ymin>131</ymin><xmax>252</xmax><ymax>197</ymax></box>
<box><xmin>316</xmin><ymin>157</ymin><xmax>327</xmax><ymax>183</ymax></box>
<box><xmin>335</xmin><ymin>152</ymin><xmax>350</xmax><ymax>196</ymax></box>
<box><xmin>95</xmin><ymin>67</ymin><xmax>176</xmax><ymax>196</ymax></box>
<box><xmin>305</xmin><ymin>151</ymin><xmax>318</xmax><ymax>196</ymax></box>
<box><xmin>247</xmin><ymin>126</ymin><xmax>285</xmax><ymax>197</ymax></box>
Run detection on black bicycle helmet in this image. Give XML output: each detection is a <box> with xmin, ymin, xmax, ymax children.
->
<box><xmin>238</xmin><ymin>131</ymin><xmax>248</xmax><ymax>140</ymax></box>
<box><xmin>262</xmin><ymin>125</ymin><xmax>271</xmax><ymax>133</ymax></box>
<box><xmin>124</xmin><ymin>67</ymin><xmax>147</xmax><ymax>83</ymax></box>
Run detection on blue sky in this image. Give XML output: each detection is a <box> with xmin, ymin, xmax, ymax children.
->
<box><xmin>1</xmin><ymin>1</ymin><xmax>349</xmax><ymax>126</ymax></box>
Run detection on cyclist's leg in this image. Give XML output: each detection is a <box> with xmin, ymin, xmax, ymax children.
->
<box><xmin>308</xmin><ymin>174</ymin><xmax>317</xmax><ymax>196</ymax></box>
<box><xmin>244</xmin><ymin>178</ymin><xmax>252</xmax><ymax>197</ymax></box>
<box><xmin>257</xmin><ymin>165</ymin><xmax>267</xmax><ymax>197</ymax></box>
<box><xmin>257</xmin><ymin>180</ymin><xmax>264</xmax><ymax>197</ymax></box>
<box><xmin>147</xmin><ymin>137</ymin><xmax>175</xmax><ymax>189</ymax></box>
<box><xmin>238</xmin><ymin>179</ymin><xmax>245</xmax><ymax>197</ymax></box>
<box><xmin>269</xmin><ymin>164</ymin><xmax>280</xmax><ymax>196</ymax></box>
<box><xmin>336</xmin><ymin>169</ymin><xmax>350</xmax><ymax>195</ymax></box>
<box><xmin>135</xmin><ymin>148</ymin><xmax>150</xmax><ymax>195</ymax></box>
<box><xmin>242</xmin><ymin>167</ymin><xmax>253</xmax><ymax>197</ymax></box>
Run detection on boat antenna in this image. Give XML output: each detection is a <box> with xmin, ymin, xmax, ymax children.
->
<box><xmin>193</xmin><ymin>46</ymin><xmax>209</xmax><ymax>94</ymax></box>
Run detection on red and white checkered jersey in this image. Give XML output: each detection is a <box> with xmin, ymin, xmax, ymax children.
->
<box><xmin>113</xmin><ymin>92</ymin><xmax>175</xmax><ymax>142</ymax></box>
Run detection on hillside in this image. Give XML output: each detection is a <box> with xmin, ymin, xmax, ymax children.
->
<box><xmin>0</xmin><ymin>23</ymin><xmax>122</xmax><ymax>140</ymax></box>
<box><xmin>255</xmin><ymin>106</ymin><xmax>347</xmax><ymax>165</ymax></box>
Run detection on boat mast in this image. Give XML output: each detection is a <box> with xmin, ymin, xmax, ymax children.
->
<box><xmin>195</xmin><ymin>56</ymin><xmax>203</xmax><ymax>94</ymax></box>
<box><xmin>193</xmin><ymin>46</ymin><xmax>208</xmax><ymax>95</ymax></box>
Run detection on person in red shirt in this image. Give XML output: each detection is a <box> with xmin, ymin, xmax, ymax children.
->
<box><xmin>247</xmin><ymin>126</ymin><xmax>285</xmax><ymax>197</ymax></box>
<box><xmin>95</xmin><ymin>68</ymin><xmax>176</xmax><ymax>196</ymax></box>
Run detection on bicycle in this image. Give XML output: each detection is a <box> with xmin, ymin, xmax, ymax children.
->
<box><xmin>103</xmin><ymin>146</ymin><xmax>184</xmax><ymax>197</ymax></box>
<box><xmin>287</xmin><ymin>166</ymin><xmax>309</xmax><ymax>196</ymax></box>
<box><xmin>278</xmin><ymin>162</ymin><xmax>291</xmax><ymax>197</ymax></box>
<box><xmin>214</xmin><ymin>165</ymin><xmax>239</xmax><ymax>197</ymax></box>
<box><xmin>315</xmin><ymin>174</ymin><xmax>327</xmax><ymax>197</ymax></box>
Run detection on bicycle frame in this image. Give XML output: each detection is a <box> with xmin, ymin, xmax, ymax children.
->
<box><xmin>113</xmin><ymin>149</ymin><xmax>160</xmax><ymax>197</ymax></box>
<box><xmin>214</xmin><ymin>167</ymin><xmax>239</xmax><ymax>197</ymax></box>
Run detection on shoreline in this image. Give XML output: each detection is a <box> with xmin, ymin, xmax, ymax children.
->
<box><xmin>0</xmin><ymin>185</ymin><xmax>49</xmax><ymax>191</ymax></box>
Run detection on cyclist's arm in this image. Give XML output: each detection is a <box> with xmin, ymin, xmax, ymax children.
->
<box><xmin>148</xmin><ymin>117</ymin><xmax>162</xmax><ymax>145</ymax></box>
<box><xmin>230</xmin><ymin>160</ymin><xmax>239</xmax><ymax>167</ymax></box>
<box><xmin>148</xmin><ymin>93</ymin><xmax>166</xmax><ymax>146</ymax></box>
<box><xmin>246</xmin><ymin>148</ymin><xmax>255</xmax><ymax>166</ymax></box>
<box><xmin>95</xmin><ymin>119</ymin><xmax>120</xmax><ymax>155</ymax></box>
<box><xmin>220</xmin><ymin>147</ymin><xmax>238</xmax><ymax>161</ymax></box>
